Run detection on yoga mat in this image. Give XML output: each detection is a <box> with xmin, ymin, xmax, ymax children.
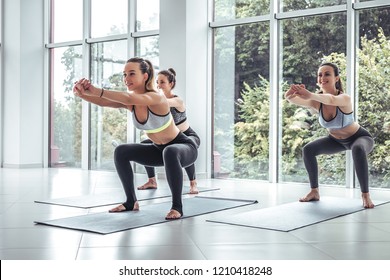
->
<box><xmin>34</xmin><ymin>186</ymin><xmax>219</xmax><ymax>209</ymax></box>
<box><xmin>207</xmin><ymin>196</ymin><xmax>389</xmax><ymax>232</ymax></box>
<box><xmin>35</xmin><ymin>196</ymin><xmax>258</xmax><ymax>234</ymax></box>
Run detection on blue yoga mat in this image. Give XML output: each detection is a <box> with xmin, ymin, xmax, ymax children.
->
<box><xmin>34</xmin><ymin>186</ymin><xmax>219</xmax><ymax>208</ymax></box>
<box><xmin>35</xmin><ymin>196</ymin><xmax>258</xmax><ymax>234</ymax></box>
<box><xmin>207</xmin><ymin>196</ymin><xmax>389</xmax><ymax>232</ymax></box>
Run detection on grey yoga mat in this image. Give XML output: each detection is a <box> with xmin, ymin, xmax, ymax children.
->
<box><xmin>35</xmin><ymin>196</ymin><xmax>258</xmax><ymax>234</ymax></box>
<box><xmin>207</xmin><ymin>196</ymin><xmax>389</xmax><ymax>232</ymax></box>
<box><xmin>34</xmin><ymin>186</ymin><xmax>219</xmax><ymax>209</ymax></box>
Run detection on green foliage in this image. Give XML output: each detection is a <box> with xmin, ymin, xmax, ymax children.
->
<box><xmin>62</xmin><ymin>47</ymin><xmax>82</xmax><ymax>93</ymax></box>
<box><xmin>233</xmin><ymin>76</ymin><xmax>269</xmax><ymax>179</ymax></box>
<box><xmin>357</xmin><ymin>28</ymin><xmax>390</xmax><ymax>185</ymax></box>
<box><xmin>282</xmin><ymin>0</ymin><xmax>347</xmax><ymax>10</ymax></box>
<box><xmin>53</xmin><ymin>97</ymin><xmax>82</xmax><ymax>166</ymax></box>
<box><xmin>282</xmin><ymin>13</ymin><xmax>346</xmax><ymax>88</ymax></box>
<box><xmin>213</xmin><ymin>1</ymin><xmax>390</xmax><ymax>187</ymax></box>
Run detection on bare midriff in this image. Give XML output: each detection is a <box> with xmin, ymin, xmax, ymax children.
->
<box><xmin>328</xmin><ymin>122</ymin><xmax>360</xmax><ymax>139</ymax></box>
<box><xmin>146</xmin><ymin>121</ymin><xmax>181</xmax><ymax>145</ymax></box>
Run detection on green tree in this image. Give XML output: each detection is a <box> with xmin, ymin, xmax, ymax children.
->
<box><xmin>357</xmin><ymin>28</ymin><xmax>390</xmax><ymax>184</ymax></box>
<box><xmin>234</xmin><ymin>76</ymin><xmax>269</xmax><ymax>179</ymax></box>
<box><xmin>53</xmin><ymin>47</ymin><xmax>82</xmax><ymax>166</ymax></box>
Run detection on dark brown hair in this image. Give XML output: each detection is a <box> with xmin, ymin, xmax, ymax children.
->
<box><xmin>319</xmin><ymin>62</ymin><xmax>344</xmax><ymax>93</ymax></box>
<box><xmin>158</xmin><ymin>68</ymin><xmax>177</xmax><ymax>89</ymax></box>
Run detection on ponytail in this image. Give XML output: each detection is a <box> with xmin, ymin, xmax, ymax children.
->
<box><xmin>127</xmin><ymin>57</ymin><xmax>157</xmax><ymax>92</ymax></box>
<box><xmin>158</xmin><ymin>68</ymin><xmax>177</xmax><ymax>89</ymax></box>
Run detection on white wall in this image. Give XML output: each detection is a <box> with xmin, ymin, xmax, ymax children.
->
<box><xmin>159</xmin><ymin>0</ymin><xmax>210</xmax><ymax>178</ymax></box>
<box><xmin>2</xmin><ymin>0</ymin><xmax>44</xmax><ymax>167</ymax></box>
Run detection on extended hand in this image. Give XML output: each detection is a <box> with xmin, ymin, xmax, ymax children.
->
<box><xmin>292</xmin><ymin>84</ymin><xmax>312</xmax><ymax>100</ymax></box>
<box><xmin>73</xmin><ymin>78</ymin><xmax>97</xmax><ymax>97</ymax></box>
<box><xmin>285</xmin><ymin>84</ymin><xmax>306</xmax><ymax>99</ymax></box>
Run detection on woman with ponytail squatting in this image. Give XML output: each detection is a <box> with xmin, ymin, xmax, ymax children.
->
<box><xmin>137</xmin><ymin>68</ymin><xmax>201</xmax><ymax>194</ymax></box>
<box><xmin>284</xmin><ymin>62</ymin><xmax>375</xmax><ymax>208</ymax></box>
<box><xmin>73</xmin><ymin>57</ymin><xmax>198</xmax><ymax>219</ymax></box>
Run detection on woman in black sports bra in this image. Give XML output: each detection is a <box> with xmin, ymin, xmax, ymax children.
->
<box><xmin>137</xmin><ymin>68</ymin><xmax>200</xmax><ymax>194</ymax></box>
<box><xmin>73</xmin><ymin>57</ymin><xmax>198</xmax><ymax>220</ymax></box>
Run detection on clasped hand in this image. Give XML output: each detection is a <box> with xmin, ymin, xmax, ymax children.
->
<box><xmin>73</xmin><ymin>78</ymin><xmax>97</xmax><ymax>97</ymax></box>
<box><xmin>285</xmin><ymin>84</ymin><xmax>312</xmax><ymax>100</ymax></box>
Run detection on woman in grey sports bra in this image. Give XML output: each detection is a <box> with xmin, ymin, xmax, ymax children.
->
<box><xmin>137</xmin><ymin>68</ymin><xmax>201</xmax><ymax>194</ymax></box>
<box><xmin>73</xmin><ymin>57</ymin><xmax>198</xmax><ymax>220</ymax></box>
<box><xmin>284</xmin><ymin>62</ymin><xmax>375</xmax><ymax>208</ymax></box>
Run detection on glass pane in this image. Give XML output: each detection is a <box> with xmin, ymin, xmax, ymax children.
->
<box><xmin>133</xmin><ymin>36</ymin><xmax>160</xmax><ymax>174</ymax></box>
<box><xmin>91</xmin><ymin>0</ymin><xmax>127</xmax><ymax>37</ymax></box>
<box><xmin>280</xmin><ymin>13</ymin><xmax>347</xmax><ymax>186</ymax></box>
<box><xmin>51</xmin><ymin>0</ymin><xmax>82</xmax><ymax>42</ymax></box>
<box><xmin>214</xmin><ymin>0</ymin><xmax>269</xmax><ymax>21</ymax></box>
<box><xmin>90</xmin><ymin>41</ymin><xmax>128</xmax><ymax>170</ymax></box>
<box><xmin>136</xmin><ymin>0</ymin><xmax>159</xmax><ymax>31</ymax></box>
<box><xmin>135</xmin><ymin>36</ymin><xmax>160</xmax><ymax>70</ymax></box>
<box><xmin>213</xmin><ymin>22</ymin><xmax>270</xmax><ymax>180</ymax></box>
<box><xmin>50</xmin><ymin>46</ymin><xmax>83</xmax><ymax>167</ymax></box>
<box><xmin>358</xmin><ymin>7</ymin><xmax>390</xmax><ymax>189</ymax></box>
<box><xmin>281</xmin><ymin>0</ymin><xmax>347</xmax><ymax>12</ymax></box>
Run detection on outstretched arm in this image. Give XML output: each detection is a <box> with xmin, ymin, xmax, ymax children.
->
<box><xmin>73</xmin><ymin>79</ymin><xmax>127</xmax><ymax>108</ymax></box>
<box><xmin>74</xmin><ymin>78</ymin><xmax>165</xmax><ymax>107</ymax></box>
<box><xmin>308</xmin><ymin>90</ymin><xmax>351</xmax><ymax>107</ymax></box>
<box><xmin>292</xmin><ymin>85</ymin><xmax>351</xmax><ymax>108</ymax></box>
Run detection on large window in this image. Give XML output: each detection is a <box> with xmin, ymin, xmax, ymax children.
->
<box><xmin>213</xmin><ymin>22</ymin><xmax>270</xmax><ymax>180</ymax></box>
<box><xmin>48</xmin><ymin>0</ymin><xmax>159</xmax><ymax>170</ymax></box>
<box><xmin>48</xmin><ymin>0</ymin><xmax>390</xmax><ymax>190</ymax></box>
<box><xmin>49</xmin><ymin>0</ymin><xmax>84</xmax><ymax>167</ymax></box>
<box><xmin>50</xmin><ymin>46</ymin><xmax>83</xmax><ymax>167</ymax></box>
<box><xmin>357</xmin><ymin>7</ymin><xmax>390</xmax><ymax>188</ymax></box>
<box><xmin>212</xmin><ymin>0</ymin><xmax>390</xmax><ymax>189</ymax></box>
<box><xmin>90</xmin><ymin>41</ymin><xmax>128</xmax><ymax>170</ymax></box>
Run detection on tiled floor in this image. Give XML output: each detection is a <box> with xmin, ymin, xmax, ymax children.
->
<box><xmin>1</xmin><ymin>167</ymin><xmax>390</xmax><ymax>260</ymax></box>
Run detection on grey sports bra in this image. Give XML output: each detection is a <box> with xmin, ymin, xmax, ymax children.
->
<box><xmin>318</xmin><ymin>103</ymin><xmax>354</xmax><ymax>130</ymax></box>
<box><xmin>132</xmin><ymin>107</ymin><xmax>172</xmax><ymax>134</ymax></box>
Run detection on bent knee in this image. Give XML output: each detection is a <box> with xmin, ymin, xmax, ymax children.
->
<box><xmin>114</xmin><ymin>144</ymin><xmax>134</xmax><ymax>161</ymax></box>
<box><xmin>352</xmin><ymin>144</ymin><xmax>367</xmax><ymax>156</ymax></box>
<box><xmin>302</xmin><ymin>143</ymin><xmax>317</xmax><ymax>157</ymax></box>
<box><xmin>114</xmin><ymin>145</ymin><xmax>124</xmax><ymax>159</ymax></box>
<box><xmin>162</xmin><ymin>146</ymin><xmax>180</xmax><ymax>158</ymax></box>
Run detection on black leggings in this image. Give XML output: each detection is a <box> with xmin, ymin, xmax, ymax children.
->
<box><xmin>141</xmin><ymin>127</ymin><xmax>200</xmax><ymax>180</ymax></box>
<box><xmin>302</xmin><ymin>127</ymin><xmax>374</xmax><ymax>193</ymax></box>
<box><xmin>114</xmin><ymin>132</ymin><xmax>198</xmax><ymax>215</ymax></box>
